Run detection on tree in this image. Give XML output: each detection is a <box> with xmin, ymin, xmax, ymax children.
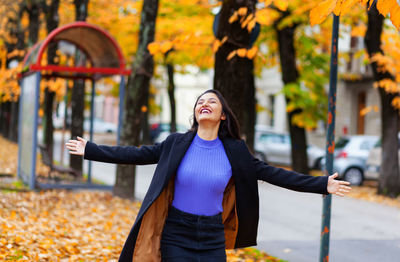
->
<box><xmin>69</xmin><ymin>0</ymin><xmax>89</xmax><ymax>176</ymax></box>
<box><xmin>364</xmin><ymin>1</ymin><xmax>400</xmax><ymax>197</ymax></box>
<box><xmin>115</xmin><ymin>0</ymin><xmax>159</xmax><ymax>199</ymax></box>
<box><xmin>273</xmin><ymin>9</ymin><xmax>310</xmax><ymax>174</ymax></box>
<box><xmin>42</xmin><ymin>0</ymin><xmax>60</xmax><ymax>164</ymax></box>
<box><xmin>214</xmin><ymin>1</ymin><xmax>257</xmax><ymax>151</ymax></box>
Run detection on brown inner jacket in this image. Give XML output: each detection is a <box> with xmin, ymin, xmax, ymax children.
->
<box><xmin>132</xmin><ymin>177</ymin><xmax>238</xmax><ymax>262</ymax></box>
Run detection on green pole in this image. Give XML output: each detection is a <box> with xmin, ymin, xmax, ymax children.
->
<box><xmin>319</xmin><ymin>14</ymin><xmax>340</xmax><ymax>262</ymax></box>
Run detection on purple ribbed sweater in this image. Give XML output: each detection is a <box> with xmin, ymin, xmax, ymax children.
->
<box><xmin>172</xmin><ymin>134</ymin><xmax>232</xmax><ymax>216</ymax></box>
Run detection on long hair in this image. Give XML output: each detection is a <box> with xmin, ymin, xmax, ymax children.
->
<box><xmin>190</xmin><ymin>89</ymin><xmax>241</xmax><ymax>140</ymax></box>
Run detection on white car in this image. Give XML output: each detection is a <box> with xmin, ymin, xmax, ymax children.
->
<box><xmin>254</xmin><ymin>125</ymin><xmax>325</xmax><ymax>169</ymax></box>
<box><xmin>322</xmin><ymin>135</ymin><xmax>379</xmax><ymax>185</ymax></box>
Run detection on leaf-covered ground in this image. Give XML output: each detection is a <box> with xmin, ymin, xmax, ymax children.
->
<box><xmin>0</xmin><ymin>190</ymin><xmax>284</xmax><ymax>262</ymax></box>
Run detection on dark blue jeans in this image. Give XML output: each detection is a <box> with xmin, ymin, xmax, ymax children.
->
<box><xmin>160</xmin><ymin>206</ymin><xmax>227</xmax><ymax>262</ymax></box>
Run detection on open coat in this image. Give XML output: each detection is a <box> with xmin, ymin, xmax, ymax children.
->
<box><xmin>84</xmin><ymin>131</ymin><xmax>329</xmax><ymax>262</ymax></box>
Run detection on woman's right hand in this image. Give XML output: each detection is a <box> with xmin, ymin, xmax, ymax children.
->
<box><xmin>65</xmin><ymin>136</ymin><xmax>87</xmax><ymax>156</ymax></box>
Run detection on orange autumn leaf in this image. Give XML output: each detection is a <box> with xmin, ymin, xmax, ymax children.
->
<box><xmin>247</xmin><ymin>18</ymin><xmax>257</xmax><ymax>31</ymax></box>
<box><xmin>213</xmin><ymin>39</ymin><xmax>221</xmax><ymax>53</ymax></box>
<box><xmin>310</xmin><ymin>0</ymin><xmax>337</xmax><ymax>26</ymax></box>
<box><xmin>237</xmin><ymin>48</ymin><xmax>247</xmax><ymax>57</ymax></box>
<box><xmin>229</xmin><ymin>12</ymin><xmax>238</xmax><ymax>23</ymax></box>
<box><xmin>246</xmin><ymin>46</ymin><xmax>258</xmax><ymax>59</ymax></box>
<box><xmin>389</xmin><ymin>3</ymin><xmax>400</xmax><ymax>29</ymax></box>
<box><xmin>376</xmin><ymin>0</ymin><xmax>394</xmax><ymax>16</ymax></box>
<box><xmin>238</xmin><ymin>7</ymin><xmax>248</xmax><ymax>16</ymax></box>
<box><xmin>160</xmin><ymin>41</ymin><xmax>173</xmax><ymax>53</ymax></box>
<box><xmin>392</xmin><ymin>97</ymin><xmax>400</xmax><ymax>109</ymax></box>
<box><xmin>227</xmin><ymin>50</ymin><xmax>237</xmax><ymax>60</ymax></box>
<box><xmin>333</xmin><ymin>0</ymin><xmax>359</xmax><ymax>16</ymax></box>
<box><xmin>147</xmin><ymin>42</ymin><xmax>160</xmax><ymax>55</ymax></box>
<box><xmin>256</xmin><ymin>9</ymin><xmax>276</xmax><ymax>26</ymax></box>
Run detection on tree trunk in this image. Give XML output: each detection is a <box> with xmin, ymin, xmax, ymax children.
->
<box><xmin>274</xmin><ymin>11</ymin><xmax>309</xmax><ymax>174</ymax></box>
<box><xmin>214</xmin><ymin>0</ymin><xmax>256</xmax><ymax>151</ymax></box>
<box><xmin>114</xmin><ymin>0</ymin><xmax>159</xmax><ymax>199</ymax></box>
<box><xmin>364</xmin><ymin>2</ymin><xmax>400</xmax><ymax>197</ymax></box>
<box><xmin>74</xmin><ymin>0</ymin><xmax>88</xmax><ymax>21</ymax></box>
<box><xmin>8</xmin><ymin>100</ymin><xmax>19</xmax><ymax>142</ymax></box>
<box><xmin>1</xmin><ymin>102</ymin><xmax>10</xmax><ymax>138</ymax></box>
<box><xmin>42</xmin><ymin>0</ymin><xmax>60</xmax><ymax>163</ymax></box>
<box><xmin>165</xmin><ymin>52</ymin><xmax>176</xmax><ymax>133</ymax></box>
<box><xmin>27</xmin><ymin>0</ymin><xmax>40</xmax><ymax>46</ymax></box>
<box><xmin>69</xmin><ymin>0</ymin><xmax>88</xmax><ymax>174</ymax></box>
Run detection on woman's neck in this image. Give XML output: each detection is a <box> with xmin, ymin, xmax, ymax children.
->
<box><xmin>197</xmin><ymin>125</ymin><xmax>219</xmax><ymax>141</ymax></box>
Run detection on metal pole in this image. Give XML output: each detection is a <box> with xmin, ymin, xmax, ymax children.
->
<box><xmin>319</xmin><ymin>14</ymin><xmax>340</xmax><ymax>262</ymax></box>
<box><xmin>88</xmin><ymin>80</ymin><xmax>96</xmax><ymax>183</ymax></box>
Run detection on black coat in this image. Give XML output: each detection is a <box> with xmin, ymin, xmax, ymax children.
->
<box><xmin>84</xmin><ymin>131</ymin><xmax>329</xmax><ymax>261</ymax></box>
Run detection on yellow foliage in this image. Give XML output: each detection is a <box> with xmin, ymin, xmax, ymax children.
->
<box><xmin>376</xmin><ymin>0</ymin><xmax>394</xmax><ymax>16</ymax></box>
<box><xmin>309</xmin><ymin>0</ymin><xmax>337</xmax><ymax>26</ymax></box>
<box><xmin>376</xmin><ymin>79</ymin><xmax>400</xmax><ymax>93</ymax></box>
<box><xmin>148</xmin><ymin>42</ymin><xmax>161</xmax><ymax>55</ymax></box>
<box><xmin>256</xmin><ymin>9</ymin><xmax>279</xmax><ymax>26</ymax></box>
<box><xmin>308</xmin><ymin>0</ymin><xmax>400</xmax><ymax>29</ymax></box>
<box><xmin>351</xmin><ymin>24</ymin><xmax>367</xmax><ymax>37</ymax></box>
<box><xmin>161</xmin><ymin>41</ymin><xmax>173</xmax><ymax>53</ymax></box>
<box><xmin>273</xmin><ymin>0</ymin><xmax>289</xmax><ymax>11</ymax></box>
<box><xmin>333</xmin><ymin>0</ymin><xmax>359</xmax><ymax>16</ymax></box>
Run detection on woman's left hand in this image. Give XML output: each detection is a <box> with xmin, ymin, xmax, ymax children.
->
<box><xmin>327</xmin><ymin>173</ymin><xmax>352</xmax><ymax>196</ymax></box>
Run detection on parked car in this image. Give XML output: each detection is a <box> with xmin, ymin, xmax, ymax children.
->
<box><xmin>254</xmin><ymin>125</ymin><xmax>325</xmax><ymax>170</ymax></box>
<box><xmin>322</xmin><ymin>135</ymin><xmax>379</xmax><ymax>185</ymax></box>
<box><xmin>83</xmin><ymin>118</ymin><xmax>118</xmax><ymax>134</ymax></box>
<box><xmin>365</xmin><ymin>136</ymin><xmax>400</xmax><ymax>180</ymax></box>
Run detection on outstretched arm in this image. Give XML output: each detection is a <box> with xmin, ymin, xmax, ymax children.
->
<box><xmin>254</xmin><ymin>156</ymin><xmax>351</xmax><ymax>196</ymax></box>
<box><xmin>65</xmin><ymin>136</ymin><xmax>163</xmax><ymax>165</ymax></box>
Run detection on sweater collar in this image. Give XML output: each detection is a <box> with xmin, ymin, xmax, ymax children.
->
<box><xmin>193</xmin><ymin>133</ymin><xmax>221</xmax><ymax>148</ymax></box>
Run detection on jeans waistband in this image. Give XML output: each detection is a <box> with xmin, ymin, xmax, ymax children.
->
<box><xmin>168</xmin><ymin>206</ymin><xmax>222</xmax><ymax>223</ymax></box>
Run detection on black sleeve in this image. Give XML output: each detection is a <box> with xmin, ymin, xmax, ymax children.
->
<box><xmin>252</xmin><ymin>148</ymin><xmax>329</xmax><ymax>194</ymax></box>
<box><xmin>83</xmin><ymin>141</ymin><xmax>163</xmax><ymax>165</ymax></box>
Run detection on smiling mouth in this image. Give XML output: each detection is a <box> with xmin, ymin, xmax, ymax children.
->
<box><xmin>200</xmin><ymin>108</ymin><xmax>212</xmax><ymax>114</ymax></box>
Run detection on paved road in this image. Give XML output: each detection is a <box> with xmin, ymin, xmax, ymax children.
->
<box><xmin>49</xmin><ymin>131</ymin><xmax>400</xmax><ymax>262</ymax></box>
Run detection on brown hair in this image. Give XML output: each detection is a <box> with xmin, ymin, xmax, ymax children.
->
<box><xmin>190</xmin><ymin>89</ymin><xmax>241</xmax><ymax>140</ymax></box>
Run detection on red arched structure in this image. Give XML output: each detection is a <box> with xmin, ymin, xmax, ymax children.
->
<box><xmin>18</xmin><ymin>22</ymin><xmax>130</xmax><ymax>190</ymax></box>
<box><xmin>22</xmin><ymin>21</ymin><xmax>130</xmax><ymax>78</ymax></box>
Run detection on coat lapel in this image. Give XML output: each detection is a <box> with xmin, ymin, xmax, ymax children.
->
<box><xmin>221</xmin><ymin>137</ymin><xmax>241</xmax><ymax>180</ymax></box>
<box><xmin>164</xmin><ymin>131</ymin><xmax>196</xmax><ymax>183</ymax></box>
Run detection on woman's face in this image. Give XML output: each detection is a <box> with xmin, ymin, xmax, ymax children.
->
<box><xmin>194</xmin><ymin>92</ymin><xmax>226</xmax><ymax>126</ymax></box>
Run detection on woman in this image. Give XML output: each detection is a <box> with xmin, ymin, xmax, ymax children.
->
<box><xmin>66</xmin><ymin>89</ymin><xmax>351</xmax><ymax>262</ymax></box>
